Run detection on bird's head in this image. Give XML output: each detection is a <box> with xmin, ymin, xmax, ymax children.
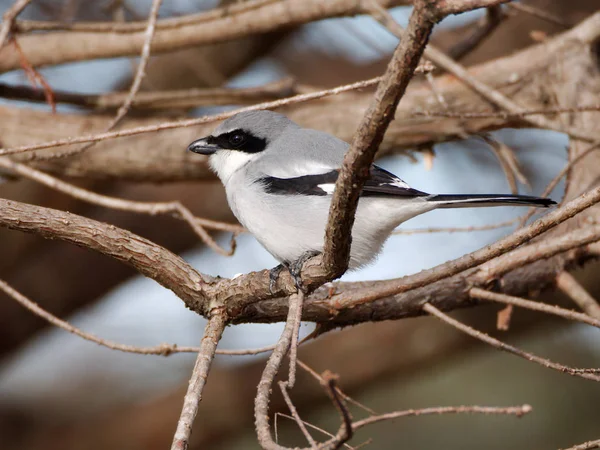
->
<box><xmin>187</xmin><ymin>110</ymin><xmax>297</xmax><ymax>183</ymax></box>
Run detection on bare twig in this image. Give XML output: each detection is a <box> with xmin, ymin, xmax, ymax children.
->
<box><xmin>392</xmin><ymin>218</ymin><xmax>518</xmax><ymax>235</ymax></box>
<box><xmin>469</xmin><ymin>287</ymin><xmax>600</xmax><ymax>329</ymax></box>
<box><xmin>0</xmin><ymin>78</ymin><xmax>299</xmax><ymax>110</ymax></box>
<box><xmin>518</xmin><ymin>141</ymin><xmax>600</xmax><ymax>226</ymax></box>
<box><xmin>0</xmin><ymin>0</ymin><xmax>32</xmax><ymax>49</ymax></box>
<box><xmin>255</xmin><ymin>291</ymin><xmax>305</xmax><ymax>450</ymax></box>
<box><xmin>507</xmin><ymin>2</ymin><xmax>572</xmax><ymax>28</ymax></box>
<box><xmin>0</xmin><ymin>156</ymin><xmax>240</xmax><ymax>254</ymax></box>
<box><xmin>0</xmin><ymin>77</ymin><xmax>386</xmax><ymax>158</ymax></box>
<box><xmin>321</xmin><ymin>372</ymin><xmax>353</xmax><ymax>449</ymax></box>
<box><xmin>278</xmin><ymin>381</ymin><xmax>318</xmax><ymax>448</ymax></box>
<box><xmin>171</xmin><ymin>308</ymin><xmax>227</xmax><ymax>450</ymax></box>
<box><xmin>423</xmin><ymin>303</ymin><xmax>600</xmax><ymax>382</ymax></box>
<box><xmin>447</xmin><ymin>5</ymin><xmax>505</xmax><ymax>61</ymax></box>
<box><xmin>352</xmin><ymin>404</ymin><xmax>532</xmax><ymax>430</ymax></box>
<box><xmin>0</xmin><ymin>0</ymin><xmax>411</xmax><ymax>72</ymax></box>
<box><xmin>297</xmin><ymin>360</ymin><xmax>378</xmax><ymax>416</ymax></box>
<box><xmin>413</xmin><ymin>105</ymin><xmax>600</xmax><ymax>118</ymax></box>
<box><xmin>10</xmin><ymin>36</ymin><xmax>56</xmax><ymax>113</ymax></box>
<box><xmin>368</xmin><ymin>3</ymin><xmax>599</xmax><ymax>144</ymax></box>
<box><xmin>49</xmin><ymin>0</ymin><xmax>163</xmax><ymax>160</ymax></box>
<box><xmin>0</xmin><ymin>277</ymin><xmax>202</xmax><ymax>355</ymax></box>
<box><xmin>556</xmin><ymin>271</ymin><xmax>600</xmax><ymax>320</ymax></box>
<box><xmin>275</xmin><ymin>413</ymin><xmax>357</xmax><ymax>450</ymax></box>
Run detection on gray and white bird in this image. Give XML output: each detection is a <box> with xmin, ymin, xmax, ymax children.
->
<box><xmin>188</xmin><ymin>110</ymin><xmax>555</xmax><ymax>282</ymax></box>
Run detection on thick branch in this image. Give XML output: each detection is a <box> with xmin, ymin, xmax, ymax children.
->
<box><xmin>322</xmin><ymin>0</ymin><xmax>437</xmax><ymax>278</ymax></box>
<box><xmin>0</xmin><ymin>198</ymin><xmax>209</xmax><ymax>313</ymax></box>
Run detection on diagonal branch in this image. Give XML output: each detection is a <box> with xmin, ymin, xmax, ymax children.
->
<box><xmin>321</xmin><ymin>0</ymin><xmax>438</xmax><ymax>279</ymax></box>
<box><xmin>171</xmin><ymin>307</ymin><xmax>227</xmax><ymax>450</ymax></box>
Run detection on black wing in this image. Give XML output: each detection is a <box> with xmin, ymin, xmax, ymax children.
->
<box><xmin>257</xmin><ymin>165</ymin><xmax>428</xmax><ymax>198</ymax></box>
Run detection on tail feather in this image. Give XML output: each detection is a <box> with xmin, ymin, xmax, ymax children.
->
<box><xmin>427</xmin><ymin>194</ymin><xmax>556</xmax><ymax>208</ymax></box>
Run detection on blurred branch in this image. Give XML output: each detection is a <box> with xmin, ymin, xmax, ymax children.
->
<box><xmin>447</xmin><ymin>5</ymin><xmax>506</xmax><ymax>60</ymax></box>
<box><xmin>507</xmin><ymin>2</ymin><xmax>573</xmax><ymax>28</ymax></box>
<box><xmin>0</xmin><ymin>0</ymin><xmax>32</xmax><ymax>49</ymax></box>
<box><xmin>555</xmin><ymin>271</ymin><xmax>600</xmax><ymax>320</ymax></box>
<box><xmin>469</xmin><ymin>288</ymin><xmax>600</xmax><ymax>329</ymax></box>
<box><xmin>58</xmin><ymin>0</ymin><xmax>163</xmax><ymax>160</ymax></box>
<box><xmin>0</xmin><ymin>157</ymin><xmax>240</xmax><ymax>255</ymax></box>
<box><xmin>423</xmin><ymin>303</ymin><xmax>600</xmax><ymax>381</ymax></box>
<box><xmin>0</xmin><ymin>0</ymin><xmax>409</xmax><ymax>73</ymax></box>
<box><xmin>367</xmin><ymin>2</ymin><xmax>599</xmax><ymax>143</ymax></box>
<box><xmin>171</xmin><ymin>308</ymin><xmax>227</xmax><ymax>450</ymax></box>
<box><xmin>0</xmin><ymin>78</ymin><xmax>299</xmax><ymax>110</ymax></box>
<box><xmin>0</xmin><ymin>12</ymin><xmax>598</xmax><ymax>181</ymax></box>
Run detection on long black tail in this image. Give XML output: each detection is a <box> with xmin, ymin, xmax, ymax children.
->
<box><xmin>427</xmin><ymin>194</ymin><xmax>556</xmax><ymax>208</ymax></box>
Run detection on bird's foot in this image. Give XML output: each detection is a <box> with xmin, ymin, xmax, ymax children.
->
<box><xmin>289</xmin><ymin>250</ymin><xmax>321</xmax><ymax>293</ymax></box>
<box><xmin>269</xmin><ymin>263</ymin><xmax>286</xmax><ymax>295</ymax></box>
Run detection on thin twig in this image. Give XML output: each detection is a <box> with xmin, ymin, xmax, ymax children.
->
<box><xmin>297</xmin><ymin>360</ymin><xmax>378</xmax><ymax>416</ymax></box>
<box><xmin>10</xmin><ymin>36</ymin><xmax>56</xmax><ymax>112</ymax></box>
<box><xmin>368</xmin><ymin>3</ymin><xmax>599</xmax><ymax>144</ymax></box>
<box><xmin>0</xmin><ymin>156</ymin><xmax>240</xmax><ymax>255</ymax></box>
<box><xmin>0</xmin><ymin>273</ymin><xmax>279</xmax><ymax>356</ymax></box>
<box><xmin>0</xmin><ymin>77</ymin><xmax>299</xmax><ymax>110</ymax></box>
<box><xmin>447</xmin><ymin>5</ymin><xmax>505</xmax><ymax>61</ymax></box>
<box><xmin>321</xmin><ymin>371</ymin><xmax>353</xmax><ymax>449</ymax></box>
<box><xmin>469</xmin><ymin>287</ymin><xmax>600</xmax><ymax>329</ymax></box>
<box><xmin>0</xmin><ymin>0</ymin><xmax>32</xmax><ymax>49</ymax></box>
<box><xmin>507</xmin><ymin>2</ymin><xmax>573</xmax><ymax>28</ymax></box>
<box><xmin>51</xmin><ymin>0</ymin><xmax>163</xmax><ymax>160</ymax></box>
<box><xmin>392</xmin><ymin>217</ymin><xmax>518</xmax><ymax>235</ymax></box>
<box><xmin>171</xmin><ymin>308</ymin><xmax>227</xmax><ymax>450</ymax></box>
<box><xmin>413</xmin><ymin>105</ymin><xmax>600</xmax><ymax>118</ymax></box>
<box><xmin>275</xmin><ymin>413</ymin><xmax>357</xmax><ymax>450</ymax></box>
<box><xmin>279</xmin><ymin>381</ymin><xmax>318</xmax><ymax>448</ymax></box>
<box><xmin>556</xmin><ymin>271</ymin><xmax>600</xmax><ymax>320</ymax></box>
<box><xmin>352</xmin><ymin>404</ymin><xmax>532</xmax><ymax>430</ymax></box>
<box><xmin>255</xmin><ymin>291</ymin><xmax>305</xmax><ymax>450</ymax></box>
<box><xmin>423</xmin><ymin>303</ymin><xmax>600</xmax><ymax>382</ymax></box>
<box><xmin>0</xmin><ymin>277</ymin><xmax>201</xmax><ymax>355</ymax></box>
<box><xmin>0</xmin><ymin>77</ymin><xmax>386</xmax><ymax>158</ymax></box>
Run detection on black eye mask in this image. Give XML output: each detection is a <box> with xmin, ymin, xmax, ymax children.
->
<box><xmin>207</xmin><ymin>129</ymin><xmax>267</xmax><ymax>153</ymax></box>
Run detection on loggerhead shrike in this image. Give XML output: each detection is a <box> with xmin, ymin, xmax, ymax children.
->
<box><xmin>188</xmin><ymin>110</ymin><xmax>555</xmax><ymax>287</ymax></box>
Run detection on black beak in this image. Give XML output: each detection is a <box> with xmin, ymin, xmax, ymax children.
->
<box><xmin>187</xmin><ymin>138</ymin><xmax>220</xmax><ymax>155</ymax></box>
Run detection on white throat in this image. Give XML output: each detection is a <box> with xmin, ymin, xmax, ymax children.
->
<box><xmin>209</xmin><ymin>151</ymin><xmax>255</xmax><ymax>184</ymax></box>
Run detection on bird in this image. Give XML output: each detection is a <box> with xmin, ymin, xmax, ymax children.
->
<box><xmin>188</xmin><ymin>110</ymin><xmax>555</xmax><ymax>288</ymax></box>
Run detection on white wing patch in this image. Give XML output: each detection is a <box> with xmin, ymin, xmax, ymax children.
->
<box><xmin>317</xmin><ymin>183</ymin><xmax>336</xmax><ymax>194</ymax></box>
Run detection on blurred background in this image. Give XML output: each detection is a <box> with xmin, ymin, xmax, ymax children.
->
<box><xmin>0</xmin><ymin>0</ymin><xmax>599</xmax><ymax>449</ymax></box>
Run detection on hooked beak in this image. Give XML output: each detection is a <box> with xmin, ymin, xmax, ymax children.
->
<box><xmin>187</xmin><ymin>137</ymin><xmax>220</xmax><ymax>155</ymax></box>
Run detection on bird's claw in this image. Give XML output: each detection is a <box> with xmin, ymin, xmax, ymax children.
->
<box><xmin>269</xmin><ymin>264</ymin><xmax>285</xmax><ymax>295</ymax></box>
<box><xmin>289</xmin><ymin>251</ymin><xmax>320</xmax><ymax>293</ymax></box>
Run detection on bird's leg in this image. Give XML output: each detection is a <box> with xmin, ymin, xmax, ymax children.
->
<box><xmin>289</xmin><ymin>250</ymin><xmax>321</xmax><ymax>293</ymax></box>
<box><xmin>269</xmin><ymin>263</ymin><xmax>287</xmax><ymax>294</ymax></box>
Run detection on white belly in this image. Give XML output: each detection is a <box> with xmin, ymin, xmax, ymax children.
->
<box><xmin>225</xmin><ymin>176</ymin><xmax>432</xmax><ymax>268</ymax></box>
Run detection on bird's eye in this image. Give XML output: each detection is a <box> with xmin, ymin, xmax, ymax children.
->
<box><xmin>228</xmin><ymin>132</ymin><xmax>246</xmax><ymax>147</ymax></box>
